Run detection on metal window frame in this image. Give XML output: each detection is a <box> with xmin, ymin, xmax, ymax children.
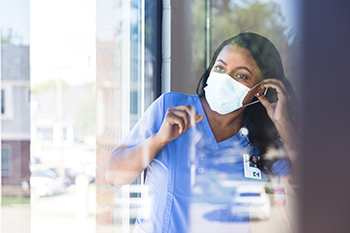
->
<box><xmin>120</xmin><ymin>0</ymin><xmax>162</xmax><ymax>230</ymax></box>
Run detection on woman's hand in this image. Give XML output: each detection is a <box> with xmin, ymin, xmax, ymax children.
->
<box><xmin>156</xmin><ymin>105</ymin><xmax>204</xmax><ymax>145</ymax></box>
<box><xmin>106</xmin><ymin>105</ymin><xmax>203</xmax><ymax>186</ymax></box>
<box><xmin>257</xmin><ymin>79</ymin><xmax>298</xmax><ymax>161</ymax></box>
<box><xmin>256</xmin><ymin>79</ymin><xmax>291</xmax><ymax>125</ymax></box>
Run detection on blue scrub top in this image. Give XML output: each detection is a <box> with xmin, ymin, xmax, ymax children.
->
<box><xmin>123</xmin><ymin>92</ymin><xmax>291</xmax><ymax>233</ymax></box>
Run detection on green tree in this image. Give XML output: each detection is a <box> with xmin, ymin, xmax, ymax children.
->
<box><xmin>1</xmin><ymin>28</ymin><xmax>22</xmax><ymax>44</ymax></box>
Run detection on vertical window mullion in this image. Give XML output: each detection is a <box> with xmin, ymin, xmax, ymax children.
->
<box><xmin>119</xmin><ymin>0</ymin><xmax>162</xmax><ymax>230</ymax></box>
<box><xmin>121</xmin><ymin>0</ymin><xmax>131</xmax><ymax>231</ymax></box>
<box><xmin>205</xmin><ymin>0</ymin><xmax>211</xmax><ymax>69</ymax></box>
<box><xmin>140</xmin><ymin>0</ymin><xmax>146</xmax><ymax>187</ymax></box>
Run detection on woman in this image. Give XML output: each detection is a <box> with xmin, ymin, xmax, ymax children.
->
<box><xmin>106</xmin><ymin>33</ymin><xmax>298</xmax><ymax>232</ymax></box>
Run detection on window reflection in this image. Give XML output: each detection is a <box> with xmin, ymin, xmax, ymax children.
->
<box><xmin>1</xmin><ymin>0</ymin><xmax>31</xmax><ymax>232</ymax></box>
<box><xmin>0</xmin><ymin>0</ymin><xmax>301</xmax><ymax>232</ymax></box>
<box><xmin>0</xmin><ymin>0</ymin><xmax>98</xmax><ymax>232</ymax></box>
<box><xmin>189</xmin><ymin>0</ymin><xmax>300</xmax><ymax>232</ymax></box>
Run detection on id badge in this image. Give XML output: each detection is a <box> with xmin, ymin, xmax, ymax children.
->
<box><xmin>243</xmin><ymin>154</ymin><xmax>261</xmax><ymax>180</ymax></box>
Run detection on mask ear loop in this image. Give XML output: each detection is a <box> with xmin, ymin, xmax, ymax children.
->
<box><xmin>241</xmin><ymin>86</ymin><xmax>269</xmax><ymax>108</ymax></box>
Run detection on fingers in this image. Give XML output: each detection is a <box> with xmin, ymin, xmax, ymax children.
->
<box><xmin>166</xmin><ymin>105</ymin><xmax>204</xmax><ymax>134</ymax></box>
<box><xmin>257</xmin><ymin>94</ymin><xmax>271</xmax><ymax>109</ymax></box>
<box><xmin>262</xmin><ymin>79</ymin><xmax>288</xmax><ymax>97</ymax></box>
<box><xmin>256</xmin><ymin>79</ymin><xmax>284</xmax><ymax>109</ymax></box>
<box><xmin>167</xmin><ymin>109</ymin><xmax>189</xmax><ymax>134</ymax></box>
<box><xmin>257</xmin><ymin>79</ymin><xmax>291</xmax><ymax>123</ymax></box>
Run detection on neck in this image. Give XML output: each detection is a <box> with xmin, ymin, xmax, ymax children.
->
<box><xmin>200</xmin><ymin>97</ymin><xmax>245</xmax><ymax>142</ymax></box>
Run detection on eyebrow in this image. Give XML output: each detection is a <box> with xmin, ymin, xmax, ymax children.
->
<box><xmin>217</xmin><ymin>59</ymin><xmax>253</xmax><ymax>75</ymax></box>
<box><xmin>217</xmin><ymin>59</ymin><xmax>227</xmax><ymax>66</ymax></box>
<box><xmin>235</xmin><ymin>66</ymin><xmax>253</xmax><ymax>75</ymax></box>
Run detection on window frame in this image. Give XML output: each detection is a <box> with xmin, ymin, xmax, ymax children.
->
<box><xmin>118</xmin><ymin>0</ymin><xmax>163</xmax><ymax>230</ymax></box>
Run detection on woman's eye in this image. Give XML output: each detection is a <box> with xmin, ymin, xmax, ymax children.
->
<box><xmin>214</xmin><ymin>66</ymin><xmax>225</xmax><ymax>73</ymax></box>
<box><xmin>236</xmin><ymin>74</ymin><xmax>247</xmax><ymax>80</ymax></box>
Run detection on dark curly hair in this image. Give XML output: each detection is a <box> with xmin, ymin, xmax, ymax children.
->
<box><xmin>196</xmin><ymin>32</ymin><xmax>297</xmax><ymax>174</ymax></box>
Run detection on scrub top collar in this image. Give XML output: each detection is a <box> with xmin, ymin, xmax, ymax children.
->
<box><xmin>194</xmin><ymin>95</ymin><xmax>251</xmax><ymax>151</ymax></box>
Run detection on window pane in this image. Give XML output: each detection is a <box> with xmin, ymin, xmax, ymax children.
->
<box><xmin>1</xmin><ymin>148</ymin><xmax>10</xmax><ymax>172</ymax></box>
<box><xmin>1</xmin><ymin>0</ymin><xmax>31</xmax><ymax>232</ymax></box>
<box><xmin>189</xmin><ymin>0</ymin><xmax>300</xmax><ymax>232</ymax></box>
<box><xmin>29</xmin><ymin>0</ymin><xmax>96</xmax><ymax>232</ymax></box>
<box><xmin>95</xmin><ymin>0</ymin><xmax>161</xmax><ymax>232</ymax></box>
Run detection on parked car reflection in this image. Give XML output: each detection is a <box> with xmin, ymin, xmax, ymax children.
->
<box><xmin>50</xmin><ymin>167</ymin><xmax>95</xmax><ymax>188</ymax></box>
<box><xmin>30</xmin><ymin>167</ymin><xmax>66</xmax><ymax>198</ymax></box>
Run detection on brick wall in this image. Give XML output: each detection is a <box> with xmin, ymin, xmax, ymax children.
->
<box><xmin>1</xmin><ymin>140</ymin><xmax>31</xmax><ymax>197</ymax></box>
<box><xmin>96</xmin><ymin>0</ymin><xmax>124</xmax><ymax>232</ymax></box>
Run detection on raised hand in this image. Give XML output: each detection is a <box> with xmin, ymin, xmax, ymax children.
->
<box><xmin>156</xmin><ymin>105</ymin><xmax>204</xmax><ymax>145</ymax></box>
<box><xmin>256</xmin><ymin>79</ymin><xmax>298</xmax><ymax>160</ymax></box>
<box><xmin>256</xmin><ymin>79</ymin><xmax>291</xmax><ymax>124</ymax></box>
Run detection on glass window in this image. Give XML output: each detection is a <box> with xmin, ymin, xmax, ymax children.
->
<box><xmin>188</xmin><ymin>1</ymin><xmax>300</xmax><ymax>232</ymax></box>
<box><xmin>1</xmin><ymin>0</ymin><xmax>300</xmax><ymax>232</ymax></box>
<box><xmin>1</xmin><ymin>146</ymin><xmax>11</xmax><ymax>173</ymax></box>
<box><xmin>95</xmin><ymin>0</ymin><xmax>162</xmax><ymax>232</ymax></box>
<box><xmin>29</xmin><ymin>0</ymin><xmax>96</xmax><ymax>232</ymax></box>
<box><xmin>101</xmin><ymin>0</ymin><xmax>299</xmax><ymax>232</ymax></box>
<box><xmin>1</xmin><ymin>1</ymin><xmax>31</xmax><ymax>232</ymax></box>
<box><xmin>117</xmin><ymin>0</ymin><xmax>162</xmax><ymax>229</ymax></box>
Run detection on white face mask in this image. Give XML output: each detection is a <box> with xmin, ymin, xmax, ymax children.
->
<box><xmin>204</xmin><ymin>72</ymin><xmax>268</xmax><ymax>115</ymax></box>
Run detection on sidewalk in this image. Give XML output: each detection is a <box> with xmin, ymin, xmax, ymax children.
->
<box><xmin>1</xmin><ymin>185</ymin><xmax>96</xmax><ymax>233</ymax></box>
<box><xmin>1</xmin><ymin>205</ymin><xmax>31</xmax><ymax>233</ymax></box>
<box><xmin>31</xmin><ymin>185</ymin><xmax>96</xmax><ymax>233</ymax></box>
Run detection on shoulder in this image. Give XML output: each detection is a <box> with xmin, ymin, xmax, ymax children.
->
<box><xmin>162</xmin><ymin>92</ymin><xmax>199</xmax><ymax>107</ymax></box>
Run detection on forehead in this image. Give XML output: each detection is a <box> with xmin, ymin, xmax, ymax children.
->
<box><xmin>217</xmin><ymin>45</ymin><xmax>257</xmax><ymax>67</ymax></box>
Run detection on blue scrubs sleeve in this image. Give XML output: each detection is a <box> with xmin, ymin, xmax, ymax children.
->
<box><xmin>271</xmin><ymin>158</ymin><xmax>292</xmax><ymax>180</ymax></box>
<box><xmin>270</xmin><ymin>139</ymin><xmax>292</xmax><ymax>180</ymax></box>
<box><xmin>123</xmin><ymin>94</ymin><xmax>165</xmax><ymax>148</ymax></box>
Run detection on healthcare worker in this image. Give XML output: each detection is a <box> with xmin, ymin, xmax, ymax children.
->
<box><xmin>106</xmin><ymin>33</ymin><xmax>298</xmax><ymax>233</ymax></box>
